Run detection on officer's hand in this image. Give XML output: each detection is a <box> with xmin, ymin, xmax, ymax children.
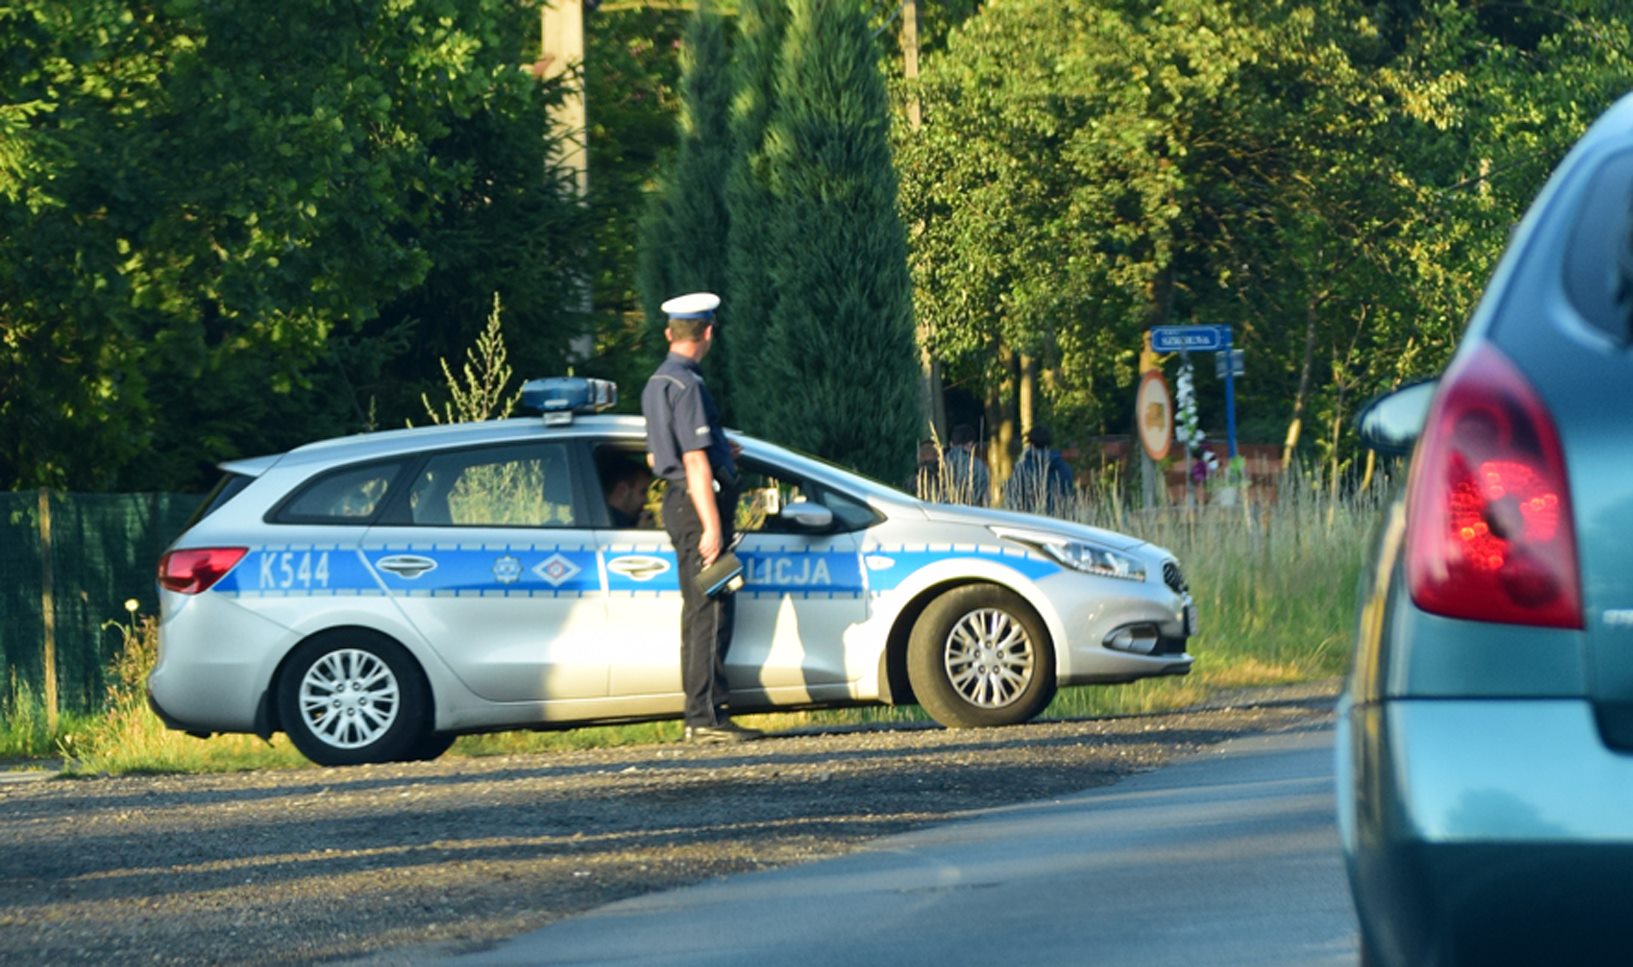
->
<box><xmin>699</xmin><ymin>526</ymin><xmax>721</xmax><ymax>566</ymax></box>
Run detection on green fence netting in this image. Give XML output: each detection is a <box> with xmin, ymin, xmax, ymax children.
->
<box><xmin>1</xmin><ymin>492</ymin><xmax>200</xmax><ymax>714</ymax></box>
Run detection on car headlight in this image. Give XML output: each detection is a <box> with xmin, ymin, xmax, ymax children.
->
<box><xmin>990</xmin><ymin>527</ymin><xmax>1147</xmax><ymax>582</ymax></box>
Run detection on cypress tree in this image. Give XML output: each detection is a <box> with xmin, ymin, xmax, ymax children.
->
<box><xmin>633</xmin><ymin>0</ymin><xmax>736</xmax><ymax>412</ymax></box>
<box><xmin>723</xmin><ymin>0</ymin><xmax>790</xmax><ymax>435</ymax></box>
<box><xmin>755</xmin><ymin>0</ymin><xmax>920</xmax><ymax>482</ymax></box>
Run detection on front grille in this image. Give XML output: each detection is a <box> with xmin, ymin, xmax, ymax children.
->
<box><xmin>1162</xmin><ymin>560</ymin><xmax>1187</xmax><ymax>594</ymax></box>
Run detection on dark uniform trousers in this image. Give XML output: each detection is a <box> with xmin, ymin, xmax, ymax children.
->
<box><xmin>662</xmin><ymin>480</ymin><xmax>739</xmax><ymax>727</ymax></box>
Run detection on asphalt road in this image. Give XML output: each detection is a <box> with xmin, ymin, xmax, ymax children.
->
<box><xmin>442</xmin><ymin>722</ymin><xmax>1355</xmax><ymax>967</ymax></box>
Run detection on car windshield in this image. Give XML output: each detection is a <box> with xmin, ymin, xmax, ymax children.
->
<box><xmin>735</xmin><ymin>434</ymin><xmax>918</xmax><ymax>503</ymax></box>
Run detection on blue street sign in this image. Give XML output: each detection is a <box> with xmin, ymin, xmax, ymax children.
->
<box><xmin>1151</xmin><ymin>325</ymin><xmax>1227</xmax><ymax>353</ymax></box>
<box><xmin>1147</xmin><ymin>324</ymin><xmax>1238</xmax><ymax>460</ymax></box>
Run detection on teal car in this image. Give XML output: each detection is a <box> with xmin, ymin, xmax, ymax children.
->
<box><xmin>1338</xmin><ymin>94</ymin><xmax>1633</xmax><ymax>964</ymax></box>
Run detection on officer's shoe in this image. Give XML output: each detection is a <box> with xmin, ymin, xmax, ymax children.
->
<box><xmin>684</xmin><ymin>720</ymin><xmax>764</xmax><ymax>744</ymax></box>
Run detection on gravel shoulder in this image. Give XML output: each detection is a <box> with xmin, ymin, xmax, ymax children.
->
<box><xmin>0</xmin><ymin>684</ymin><xmax>1338</xmax><ymax>965</ymax></box>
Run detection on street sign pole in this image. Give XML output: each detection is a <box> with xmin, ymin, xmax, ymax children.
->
<box><xmin>1222</xmin><ymin>325</ymin><xmax>1238</xmax><ymax>460</ymax></box>
<box><xmin>1148</xmin><ymin>323</ymin><xmax>1240</xmax><ymax>463</ymax></box>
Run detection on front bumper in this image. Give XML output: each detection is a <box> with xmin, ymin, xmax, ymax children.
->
<box><xmin>1339</xmin><ymin>699</ymin><xmax>1633</xmax><ymax>964</ymax></box>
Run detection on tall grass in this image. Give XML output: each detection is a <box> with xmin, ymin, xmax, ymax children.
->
<box><xmin>56</xmin><ymin>614</ymin><xmax>310</xmax><ymax>774</ymax></box>
<box><xmin>0</xmin><ymin>671</ymin><xmax>96</xmax><ymax>762</ymax></box>
<box><xmin>1043</xmin><ymin>469</ymin><xmax>1373</xmax><ymax>718</ymax></box>
<box><xmin>4</xmin><ymin>473</ymin><xmax>1373</xmax><ymax>773</ymax></box>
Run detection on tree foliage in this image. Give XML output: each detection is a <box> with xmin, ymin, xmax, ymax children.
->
<box><xmin>745</xmin><ymin>0</ymin><xmax>920</xmax><ymax>483</ymax></box>
<box><xmin>0</xmin><ymin>0</ymin><xmax>583</xmax><ymax>490</ymax></box>
<box><xmin>899</xmin><ymin>0</ymin><xmax>1633</xmax><ymax>476</ymax></box>
<box><xmin>635</xmin><ymin>0</ymin><xmax>737</xmax><ymax>413</ymax></box>
<box><xmin>723</xmin><ymin>0</ymin><xmax>791</xmax><ymax>421</ymax></box>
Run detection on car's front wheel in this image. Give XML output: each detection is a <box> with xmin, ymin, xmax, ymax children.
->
<box><xmin>907</xmin><ymin>585</ymin><xmax>1056</xmax><ymax>728</ymax></box>
<box><xmin>277</xmin><ymin>630</ymin><xmax>431</xmax><ymax>766</ymax></box>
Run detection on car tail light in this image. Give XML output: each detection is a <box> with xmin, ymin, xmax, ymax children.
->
<box><xmin>1405</xmin><ymin>344</ymin><xmax>1582</xmax><ymax>629</ymax></box>
<box><xmin>158</xmin><ymin>548</ymin><xmax>247</xmax><ymax>594</ymax></box>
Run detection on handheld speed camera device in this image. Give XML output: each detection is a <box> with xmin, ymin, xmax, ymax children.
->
<box><xmin>697</xmin><ymin>537</ymin><xmax>745</xmax><ymax>598</ymax></box>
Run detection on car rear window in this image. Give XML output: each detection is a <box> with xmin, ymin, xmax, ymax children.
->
<box><xmin>1563</xmin><ymin>148</ymin><xmax>1633</xmax><ymax>340</ymax></box>
<box><xmin>272</xmin><ymin>460</ymin><xmax>406</xmax><ymax>525</ymax></box>
<box><xmin>181</xmin><ymin>472</ymin><xmax>254</xmax><ymax>531</ymax></box>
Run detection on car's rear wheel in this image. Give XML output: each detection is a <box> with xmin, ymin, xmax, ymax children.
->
<box><xmin>406</xmin><ymin>732</ymin><xmax>457</xmax><ymax>762</ymax></box>
<box><xmin>907</xmin><ymin>585</ymin><xmax>1056</xmax><ymax>728</ymax></box>
<box><xmin>278</xmin><ymin>630</ymin><xmax>430</xmax><ymax>766</ymax></box>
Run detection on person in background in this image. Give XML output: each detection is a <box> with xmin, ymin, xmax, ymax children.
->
<box><xmin>943</xmin><ymin>424</ymin><xmax>990</xmax><ymax>506</ymax></box>
<box><xmin>1004</xmin><ymin>424</ymin><xmax>1074</xmax><ymax>517</ymax></box>
<box><xmin>911</xmin><ymin>439</ymin><xmax>943</xmax><ymax>500</ymax></box>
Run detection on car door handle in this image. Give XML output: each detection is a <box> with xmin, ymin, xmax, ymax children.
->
<box><xmin>375</xmin><ymin>555</ymin><xmax>438</xmax><ymax>579</ymax></box>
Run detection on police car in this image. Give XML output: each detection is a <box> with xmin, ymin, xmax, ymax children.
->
<box><xmin>149</xmin><ymin>378</ymin><xmax>1195</xmax><ymax>766</ymax></box>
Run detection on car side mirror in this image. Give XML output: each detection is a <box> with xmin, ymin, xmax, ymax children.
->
<box><xmin>1356</xmin><ymin>379</ymin><xmax>1438</xmax><ymax>457</ymax></box>
<box><xmin>780</xmin><ymin>500</ymin><xmax>834</xmax><ymax>531</ymax></box>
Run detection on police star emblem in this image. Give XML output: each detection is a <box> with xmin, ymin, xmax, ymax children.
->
<box><xmin>492</xmin><ymin>555</ymin><xmax>523</xmax><ymax>585</ymax></box>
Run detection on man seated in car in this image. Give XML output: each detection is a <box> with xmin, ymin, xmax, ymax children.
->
<box><xmin>598</xmin><ymin>449</ymin><xmax>656</xmax><ymax>529</ymax></box>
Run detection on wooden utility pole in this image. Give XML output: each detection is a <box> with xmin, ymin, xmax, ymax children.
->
<box><xmin>538</xmin><ymin>1</ymin><xmax>593</xmax><ymax>358</ymax></box>
<box><xmin>538</xmin><ymin>0</ymin><xmax>588</xmax><ymax>200</ymax></box>
<box><xmin>901</xmin><ymin>0</ymin><xmax>945</xmax><ymax>442</ymax></box>
<box><xmin>37</xmin><ymin>489</ymin><xmax>58</xmax><ymax>731</ymax></box>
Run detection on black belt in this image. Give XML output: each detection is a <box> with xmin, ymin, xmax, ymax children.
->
<box><xmin>667</xmin><ymin>473</ymin><xmax>738</xmax><ymax>495</ymax></box>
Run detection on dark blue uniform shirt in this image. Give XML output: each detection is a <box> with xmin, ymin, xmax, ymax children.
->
<box><xmin>642</xmin><ymin>353</ymin><xmax>735</xmax><ymax>485</ymax></box>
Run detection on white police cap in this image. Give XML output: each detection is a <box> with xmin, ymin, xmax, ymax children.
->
<box><xmin>661</xmin><ymin>291</ymin><xmax>721</xmax><ymax>320</ymax></box>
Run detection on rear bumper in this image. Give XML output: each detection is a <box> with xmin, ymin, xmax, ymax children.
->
<box><xmin>149</xmin><ymin>590</ymin><xmax>297</xmax><ymax>733</ymax></box>
<box><xmin>147</xmin><ymin>690</ymin><xmax>205</xmax><ymax>734</ymax></box>
<box><xmin>1338</xmin><ymin>699</ymin><xmax>1633</xmax><ymax>964</ymax></box>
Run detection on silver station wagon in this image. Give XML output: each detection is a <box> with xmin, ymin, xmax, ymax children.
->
<box><xmin>149</xmin><ymin>381</ymin><xmax>1195</xmax><ymax>766</ymax></box>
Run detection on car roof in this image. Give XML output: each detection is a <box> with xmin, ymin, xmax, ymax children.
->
<box><xmin>221</xmin><ymin>415</ymin><xmax>920</xmax><ymax>508</ymax></box>
<box><xmin>224</xmin><ymin>415</ymin><xmax>648</xmax><ymax>477</ymax></box>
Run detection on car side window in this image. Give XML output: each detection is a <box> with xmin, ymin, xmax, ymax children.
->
<box><xmin>408</xmin><ymin>443</ymin><xmax>578</xmax><ymax>528</ymax></box>
<box><xmin>734</xmin><ymin>462</ymin><xmax>816</xmax><ymax>534</ymax></box>
<box><xmin>592</xmin><ymin>444</ymin><xmax>660</xmax><ymax>529</ymax></box>
<box><xmin>733</xmin><ymin>461</ymin><xmax>878</xmax><ymax>534</ymax></box>
<box><xmin>274</xmin><ymin>461</ymin><xmax>405</xmax><ymax>524</ymax></box>
<box><xmin>1564</xmin><ymin>149</ymin><xmax>1633</xmax><ymax>340</ymax></box>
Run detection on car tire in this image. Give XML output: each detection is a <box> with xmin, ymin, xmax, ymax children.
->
<box><xmin>405</xmin><ymin>732</ymin><xmax>457</xmax><ymax>762</ymax></box>
<box><xmin>277</xmin><ymin>630</ymin><xmax>431</xmax><ymax>767</ymax></box>
<box><xmin>907</xmin><ymin>585</ymin><xmax>1056</xmax><ymax>728</ymax></box>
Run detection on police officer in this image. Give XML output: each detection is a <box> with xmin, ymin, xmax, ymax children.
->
<box><xmin>642</xmin><ymin>292</ymin><xmax>762</xmax><ymax>744</ymax></box>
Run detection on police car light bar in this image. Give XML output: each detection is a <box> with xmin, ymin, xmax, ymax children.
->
<box><xmin>520</xmin><ymin>377</ymin><xmax>618</xmax><ymax>426</ymax></box>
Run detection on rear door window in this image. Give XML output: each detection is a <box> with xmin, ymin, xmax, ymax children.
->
<box><xmin>403</xmin><ymin>442</ymin><xmax>580</xmax><ymax>528</ymax></box>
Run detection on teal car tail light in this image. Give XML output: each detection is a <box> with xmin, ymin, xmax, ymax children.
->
<box><xmin>1405</xmin><ymin>344</ymin><xmax>1582</xmax><ymax>629</ymax></box>
<box><xmin>159</xmin><ymin>548</ymin><xmax>247</xmax><ymax>594</ymax></box>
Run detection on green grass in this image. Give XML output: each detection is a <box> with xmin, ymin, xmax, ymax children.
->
<box><xmin>0</xmin><ymin>672</ymin><xmax>97</xmax><ymax>762</ymax></box>
<box><xmin>6</xmin><ymin>477</ymin><xmax>1371</xmax><ymax>774</ymax></box>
